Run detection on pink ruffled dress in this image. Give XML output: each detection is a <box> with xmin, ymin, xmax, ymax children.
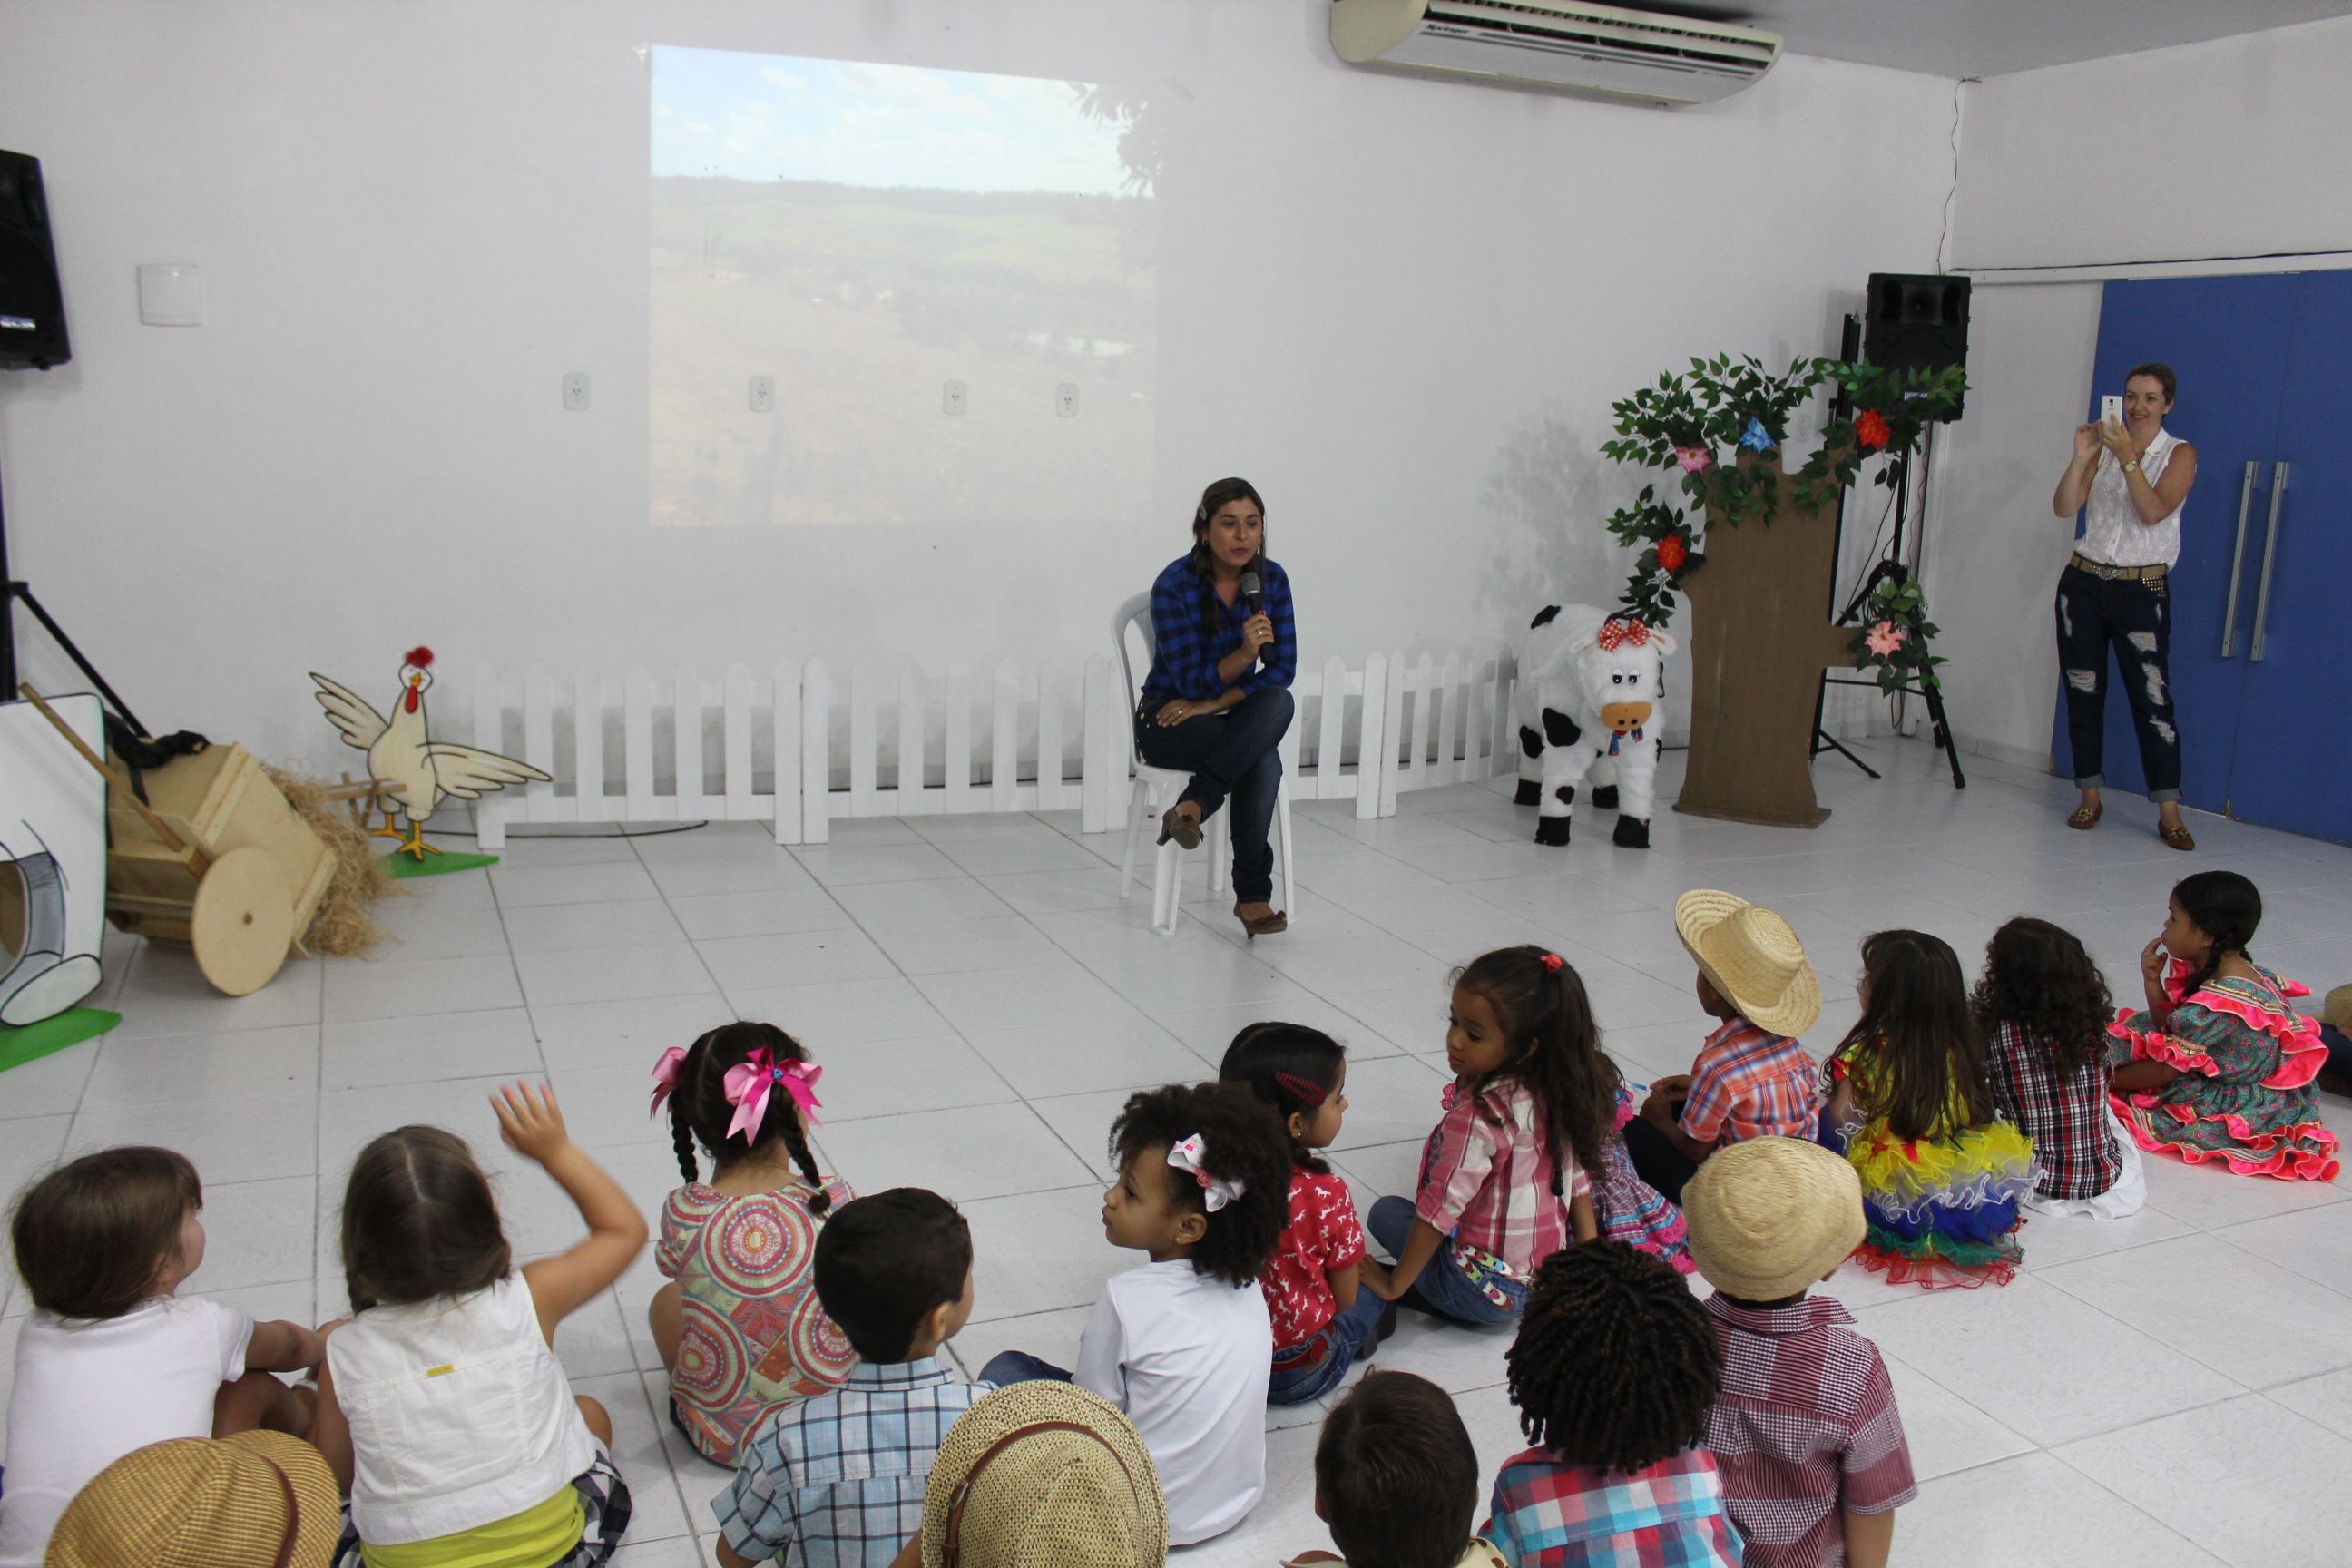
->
<box><xmin>2108</xmin><ymin>959</ymin><xmax>2340</xmax><ymax>1182</ymax></box>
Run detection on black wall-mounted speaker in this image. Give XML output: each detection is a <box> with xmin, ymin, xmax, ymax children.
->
<box><xmin>1862</xmin><ymin>272</ymin><xmax>1968</xmax><ymax>420</ymax></box>
<box><xmin>0</xmin><ymin>151</ymin><xmax>71</xmax><ymax>370</ymax></box>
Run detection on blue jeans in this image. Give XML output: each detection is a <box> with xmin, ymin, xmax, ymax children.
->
<box><xmin>1367</xmin><ymin>1196</ymin><xmax>1526</xmax><ymax>1326</ymax></box>
<box><xmin>2056</xmin><ymin>564</ymin><xmax>2181</xmax><ymax>801</ymax></box>
<box><xmin>1136</xmin><ymin>685</ymin><xmax>1292</xmax><ymax>904</ymax></box>
<box><xmin>976</xmin><ymin>1350</ymin><xmax>1073</xmax><ymax>1387</ymax></box>
<box><xmin>1268</xmin><ymin>1283</ymin><xmax>1389</xmax><ymax>1405</ymax></box>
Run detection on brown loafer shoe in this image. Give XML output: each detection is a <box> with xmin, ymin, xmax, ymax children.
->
<box><xmin>2066</xmin><ymin>802</ymin><xmax>2102</xmax><ymax>830</ymax></box>
<box><xmin>2160</xmin><ymin>820</ymin><xmax>2196</xmax><ymax>851</ymax></box>
<box><xmin>1157</xmin><ymin>805</ymin><xmax>1202</xmax><ymax>851</ymax></box>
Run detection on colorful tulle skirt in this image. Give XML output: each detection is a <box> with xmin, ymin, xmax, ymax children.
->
<box><xmin>1847</xmin><ymin>1119</ymin><xmax>2037</xmax><ymax>1289</ymax></box>
<box><xmin>1603</xmin><ymin>1084</ymin><xmax>1694</xmax><ymax>1273</ymax></box>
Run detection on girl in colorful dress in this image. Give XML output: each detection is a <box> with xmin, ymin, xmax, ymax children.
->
<box><xmin>2109</xmin><ymin>871</ymin><xmax>2340</xmax><ymax>1181</ymax></box>
<box><xmin>648</xmin><ymin>1022</ymin><xmax>857</xmax><ymax>1466</ymax></box>
<box><xmin>1219</xmin><ymin>1023</ymin><xmax>1396</xmax><ymax>1405</ymax></box>
<box><xmin>1974</xmin><ymin>917</ymin><xmax>2147</xmax><ymax>1218</ymax></box>
<box><xmin>1599</xmin><ymin>1085</ymin><xmax>1695</xmax><ymax>1274</ymax></box>
<box><xmin>1822</xmin><ymin>930</ymin><xmax>2038</xmax><ymax>1289</ymax></box>
<box><xmin>1365</xmin><ymin>946</ymin><xmax>1603</xmax><ymax>1324</ymax></box>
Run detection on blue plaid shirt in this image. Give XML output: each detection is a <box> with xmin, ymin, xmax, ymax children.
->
<box><xmin>713</xmin><ymin>1357</ymin><xmax>993</xmax><ymax>1568</ymax></box>
<box><xmin>1139</xmin><ymin>554</ymin><xmax>1297</xmax><ymax>707</ymax></box>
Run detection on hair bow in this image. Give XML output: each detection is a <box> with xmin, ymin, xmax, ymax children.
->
<box><xmin>1595</xmin><ymin>618</ymin><xmax>1651</xmax><ymax>652</ymax></box>
<box><xmin>722</xmin><ymin>1048</ymin><xmax>824</xmax><ymax>1143</ymax></box>
<box><xmin>648</xmin><ymin>1045</ymin><xmax>688</xmax><ymax>1118</ymax></box>
<box><xmin>1165</xmin><ymin>1133</ymin><xmax>1247</xmax><ymax>1213</ymax></box>
<box><xmin>1271</xmin><ymin>1070</ymin><xmax>1328</xmax><ymax>1107</ymax></box>
<box><xmin>1539</xmin><ymin>952</ymin><xmax>1564</xmax><ymax>974</ymax></box>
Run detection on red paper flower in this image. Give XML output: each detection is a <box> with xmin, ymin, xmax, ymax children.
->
<box><xmin>1656</xmin><ymin>535</ymin><xmax>1688</xmax><ymax>574</ymax></box>
<box><xmin>1855</xmin><ymin>409</ymin><xmax>1890</xmax><ymax>452</ymax></box>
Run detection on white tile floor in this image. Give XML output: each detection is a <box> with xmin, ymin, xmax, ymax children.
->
<box><xmin>7</xmin><ymin>735</ymin><xmax>2352</xmax><ymax>1567</ymax></box>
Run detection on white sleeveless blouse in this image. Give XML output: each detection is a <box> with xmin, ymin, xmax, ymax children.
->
<box><xmin>2079</xmin><ymin>428</ymin><xmax>2184</xmax><ymax>569</ymax></box>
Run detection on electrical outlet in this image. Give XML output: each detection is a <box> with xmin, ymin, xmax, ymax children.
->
<box><xmin>1056</xmin><ymin>383</ymin><xmax>1080</xmax><ymax>418</ymax></box>
<box><xmin>943</xmin><ymin>379</ymin><xmax>967</xmax><ymax>416</ymax></box>
<box><xmin>749</xmin><ymin>375</ymin><xmax>775</xmax><ymax>413</ymax></box>
<box><xmin>563</xmin><ymin>372</ymin><xmax>590</xmax><ymax>411</ymax></box>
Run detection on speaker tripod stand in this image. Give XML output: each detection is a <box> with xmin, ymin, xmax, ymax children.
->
<box><xmin>0</xmin><ymin>453</ymin><xmax>148</xmax><ymax>736</ymax></box>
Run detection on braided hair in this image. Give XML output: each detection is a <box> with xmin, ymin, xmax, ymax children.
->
<box><xmin>1506</xmin><ymin>1241</ymin><xmax>1720</xmax><ymax>1475</ymax></box>
<box><xmin>1453</xmin><ymin>946</ymin><xmax>1620</xmax><ymax>1187</ymax></box>
<box><xmin>1972</xmin><ymin>916</ymin><xmax>2112</xmax><ymax>1077</ymax></box>
<box><xmin>2171</xmin><ymin>870</ymin><xmax>2263</xmax><ymax>1001</ymax></box>
<box><xmin>1217</xmin><ymin>1021</ymin><xmax>1347</xmax><ymax>1173</ymax></box>
<box><xmin>667</xmin><ymin>1021</ymin><xmax>831</xmax><ymax>1213</ymax></box>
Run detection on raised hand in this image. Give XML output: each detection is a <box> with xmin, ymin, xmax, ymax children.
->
<box><xmin>492</xmin><ymin>1081</ymin><xmax>573</xmax><ymax>1166</ymax></box>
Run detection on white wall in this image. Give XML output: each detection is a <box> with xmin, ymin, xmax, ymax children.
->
<box><xmin>1928</xmin><ymin>15</ymin><xmax>2352</xmax><ymax>767</ymax></box>
<box><xmin>0</xmin><ymin>0</ymin><xmax>1957</xmax><ymax>771</ymax></box>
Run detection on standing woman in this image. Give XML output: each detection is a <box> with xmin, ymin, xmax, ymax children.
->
<box><xmin>1138</xmin><ymin>477</ymin><xmax>1296</xmax><ymax>937</ymax></box>
<box><xmin>2050</xmin><ymin>363</ymin><xmax>2200</xmax><ymax>848</ymax></box>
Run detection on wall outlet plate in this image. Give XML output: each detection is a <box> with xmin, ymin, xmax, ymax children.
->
<box><xmin>943</xmin><ymin>379</ymin><xmax>967</xmax><ymax>416</ymax></box>
<box><xmin>563</xmin><ymin>372</ymin><xmax>591</xmax><ymax>411</ymax></box>
<box><xmin>1055</xmin><ymin>383</ymin><xmax>1079</xmax><ymax>418</ymax></box>
<box><xmin>750</xmin><ymin>375</ymin><xmax>776</xmax><ymax>413</ymax></box>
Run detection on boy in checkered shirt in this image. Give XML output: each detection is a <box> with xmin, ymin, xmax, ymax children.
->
<box><xmin>1684</xmin><ymin>1139</ymin><xmax>1916</xmax><ymax>1568</ymax></box>
<box><xmin>712</xmin><ymin>1189</ymin><xmax>990</xmax><ymax>1568</ymax></box>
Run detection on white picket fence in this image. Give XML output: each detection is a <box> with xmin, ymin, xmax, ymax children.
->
<box><xmin>466</xmin><ymin>651</ymin><xmax>1520</xmax><ymax>848</ymax></box>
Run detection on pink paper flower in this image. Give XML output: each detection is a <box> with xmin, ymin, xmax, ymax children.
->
<box><xmin>1673</xmin><ymin>445</ymin><xmax>1713</xmax><ymax>474</ymax></box>
<box><xmin>1865</xmin><ymin>620</ymin><xmax>1906</xmax><ymax>657</ymax></box>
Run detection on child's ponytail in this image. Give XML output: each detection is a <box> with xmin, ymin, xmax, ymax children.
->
<box><xmin>656</xmin><ymin>1023</ymin><xmax>834</xmax><ymax>1214</ymax></box>
<box><xmin>1218</xmin><ymin>1022</ymin><xmax>1348</xmax><ymax>1173</ymax></box>
<box><xmin>1453</xmin><ymin>946</ymin><xmax>1619</xmax><ymax>1185</ymax></box>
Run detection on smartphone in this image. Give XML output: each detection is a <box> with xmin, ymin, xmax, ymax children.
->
<box><xmin>2101</xmin><ymin>394</ymin><xmax>2124</xmax><ymax>425</ymax></box>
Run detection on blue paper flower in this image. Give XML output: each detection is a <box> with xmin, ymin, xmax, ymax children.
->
<box><xmin>1739</xmin><ymin>417</ymin><xmax>1777</xmax><ymax>453</ymax></box>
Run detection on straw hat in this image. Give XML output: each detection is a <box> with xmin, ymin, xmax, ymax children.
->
<box><xmin>922</xmin><ymin>1382</ymin><xmax>1167</xmax><ymax>1568</ymax></box>
<box><xmin>45</xmin><ymin>1431</ymin><xmax>341</xmax><ymax>1568</ymax></box>
<box><xmin>2324</xmin><ymin>984</ymin><xmax>2351</xmax><ymax>1036</ymax></box>
<box><xmin>1674</xmin><ymin>889</ymin><xmax>1821</xmax><ymax>1037</ymax></box>
<box><xmin>1684</xmin><ymin>1136</ymin><xmax>1866</xmax><ymax>1302</ymax></box>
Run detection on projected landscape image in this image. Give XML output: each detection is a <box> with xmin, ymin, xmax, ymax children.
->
<box><xmin>651</xmin><ymin>49</ymin><xmax>1159</xmax><ymax>526</ymax></box>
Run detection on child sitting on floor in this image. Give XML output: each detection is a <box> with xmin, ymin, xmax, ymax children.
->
<box><xmin>1975</xmin><ymin>916</ymin><xmax>2146</xmax><ymax>1217</ymax></box>
<box><xmin>714</xmin><ymin>1188</ymin><xmax>990</xmax><ymax>1568</ymax></box>
<box><xmin>311</xmin><ymin>1083</ymin><xmax>646</xmax><ymax>1568</ymax></box>
<box><xmin>650</xmin><ymin>1021</ymin><xmax>858</xmax><ymax>1465</ymax></box>
<box><xmin>980</xmin><ymin>1081</ymin><xmax>1290</xmax><ymax>1548</ymax></box>
<box><xmin>0</xmin><ymin>1147</ymin><xmax>326</xmax><ymax>1568</ymax></box>
<box><xmin>1626</xmin><ymin>890</ymin><xmax>1822</xmax><ymax>1203</ymax></box>
<box><xmin>1284</xmin><ymin>1371</ymin><xmax>1504</xmax><ymax>1568</ymax></box>
<box><xmin>1685</xmin><ymin>1137</ymin><xmax>1916</xmax><ymax>1568</ymax></box>
<box><xmin>1367</xmin><ymin>946</ymin><xmax>1602</xmax><ymax>1326</ymax></box>
<box><xmin>1218</xmin><ymin>1022</ymin><xmax>1396</xmax><ymax>1404</ymax></box>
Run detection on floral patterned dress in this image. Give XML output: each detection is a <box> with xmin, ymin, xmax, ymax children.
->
<box><xmin>657</xmin><ymin>1175</ymin><xmax>858</xmax><ymax>1465</ymax></box>
<box><xmin>1596</xmin><ymin>1083</ymin><xmax>1693</xmax><ymax>1273</ymax></box>
<box><xmin>2108</xmin><ymin>959</ymin><xmax>2340</xmax><ymax>1181</ymax></box>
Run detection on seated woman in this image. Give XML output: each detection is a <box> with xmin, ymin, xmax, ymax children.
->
<box><xmin>2110</xmin><ymin>871</ymin><xmax>2339</xmax><ymax>1182</ymax></box>
<box><xmin>1138</xmin><ymin>476</ymin><xmax>1296</xmax><ymax>938</ymax></box>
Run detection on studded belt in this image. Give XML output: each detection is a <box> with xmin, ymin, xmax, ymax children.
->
<box><xmin>2070</xmin><ymin>553</ymin><xmax>2168</xmax><ymax>583</ymax></box>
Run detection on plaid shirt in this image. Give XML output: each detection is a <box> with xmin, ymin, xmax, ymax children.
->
<box><xmin>1704</xmin><ymin>1295</ymin><xmax>1916</xmax><ymax>1568</ymax></box>
<box><xmin>1485</xmin><ymin>1446</ymin><xmax>1741</xmax><ymax>1567</ymax></box>
<box><xmin>1139</xmin><ymin>554</ymin><xmax>1297</xmax><ymax>705</ymax></box>
<box><xmin>714</xmin><ymin>1357</ymin><xmax>992</xmax><ymax>1568</ymax></box>
<box><xmin>1985</xmin><ymin>1019</ymin><xmax>2119</xmax><ymax>1200</ymax></box>
<box><xmin>1416</xmin><ymin>1077</ymin><xmax>1591</xmax><ymax>1280</ymax></box>
<box><xmin>1681</xmin><ymin>1018</ymin><xmax>1818</xmax><ymax>1147</ymax></box>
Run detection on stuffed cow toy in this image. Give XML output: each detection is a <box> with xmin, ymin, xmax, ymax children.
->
<box><xmin>1512</xmin><ymin>603</ymin><xmax>1674</xmax><ymax>848</ymax></box>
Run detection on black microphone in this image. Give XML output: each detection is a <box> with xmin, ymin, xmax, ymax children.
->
<box><xmin>1240</xmin><ymin>570</ymin><xmax>1264</xmax><ymax>617</ymax></box>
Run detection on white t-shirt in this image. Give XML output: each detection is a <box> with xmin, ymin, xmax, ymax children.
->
<box><xmin>0</xmin><ymin>1295</ymin><xmax>254</xmax><ymax>1568</ymax></box>
<box><xmin>1073</xmin><ymin>1259</ymin><xmax>1271</xmax><ymax>1546</ymax></box>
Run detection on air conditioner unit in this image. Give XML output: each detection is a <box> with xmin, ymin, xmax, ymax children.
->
<box><xmin>1330</xmin><ymin>0</ymin><xmax>1783</xmax><ymax>106</ymax></box>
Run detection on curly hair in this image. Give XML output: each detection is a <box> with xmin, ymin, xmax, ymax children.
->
<box><xmin>1842</xmin><ymin>929</ymin><xmax>1993</xmax><ymax>1143</ymax></box>
<box><xmin>666</xmin><ymin>1021</ymin><xmax>830</xmax><ymax>1214</ymax></box>
<box><xmin>1506</xmin><ymin>1241</ymin><xmax>1720</xmax><ymax>1475</ymax></box>
<box><xmin>1454</xmin><ymin>946</ymin><xmax>1620</xmax><ymax>1187</ymax></box>
<box><xmin>1316</xmin><ymin>1372</ymin><xmax>1479</xmax><ymax>1568</ymax></box>
<box><xmin>2171</xmin><ymin>870</ymin><xmax>2263</xmax><ymax>1002</ymax></box>
<box><xmin>1972</xmin><ymin>917</ymin><xmax>2113</xmax><ymax>1077</ymax></box>
<box><xmin>1109</xmin><ymin>1082</ymin><xmax>1290</xmax><ymax>1289</ymax></box>
<box><xmin>1217</xmin><ymin>1021</ymin><xmax>1348</xmax><ymax>1173</ymax></box>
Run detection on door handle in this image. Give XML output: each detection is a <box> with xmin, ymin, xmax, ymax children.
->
<box><xmin>2249</xmin><ymin>461</ymin><xmax>2289</xmax><ymax>662</ymax></box>
<box><xmin>2219</xmin><ymin>460</ymin><xmax>2259</xmax><ymax>658</ymax></box>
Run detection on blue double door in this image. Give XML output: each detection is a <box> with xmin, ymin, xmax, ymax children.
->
<box><xmin>2057</xmin><ymin>270</ymin><xmax>2352</xmax><ymax>845</ymax></box>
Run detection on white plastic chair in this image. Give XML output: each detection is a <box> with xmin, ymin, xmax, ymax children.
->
<box><xmin>1113</xmin><ymin>592</ymin><xmax>1294</xmax><ymax>936</ymax></box>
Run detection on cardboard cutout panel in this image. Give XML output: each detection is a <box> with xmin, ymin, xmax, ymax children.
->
<box><xmin>0</xmin><ymin>693</ymin><xmax>108</xmax><ymax>1026</ymax></box>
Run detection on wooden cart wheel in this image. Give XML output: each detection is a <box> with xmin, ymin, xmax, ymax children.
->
<box><xmin>191</xmin><ymin>846</ymin><xmax>296</xmax><ymax>997</ymax></box>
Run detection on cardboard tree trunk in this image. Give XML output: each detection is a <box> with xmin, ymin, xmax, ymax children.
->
<box><xmin>1674</xmin><ymin>446</ymin><xmax>1856</xmax><ymax>828</ymax></box>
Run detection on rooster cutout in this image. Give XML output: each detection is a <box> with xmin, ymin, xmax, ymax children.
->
<box><xmin>311</xmin><ymin>647</ymin><xmax>549</xmax><ymax>859</ymax></box>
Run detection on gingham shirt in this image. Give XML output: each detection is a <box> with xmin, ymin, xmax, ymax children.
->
<box><xmin>1485</xmin><ymin>1446</ymin><xmax>1741</xmax><ymax>1567</ymax></box>
<box><xmin>1139</xmin><ymin>554</ymin><xmax>1297</xmax><ymax>705</ymax></box>
<box><xmin>713</xmin><ymin>1357</ymin><xmax>992</xmax><ymax>1568</ymax></box>
<box><xmin>1703</xmin><ymin>1296</ymin><xmax>1916</xmax><ymax>1568</ymax></box>
<box><xmin>1985</xmin><ymin>1019</ymin><xmax>2119</xmax><ymax>1201</ymax></box>
<box><xmin>1416</xmin><ymin>1078</ymin><xmax>1591</xmax><ymax>1279</ymax></box>
<box><xmin>1681</xmin><ymin>1018</ymin><xmax>1818</xmax><ymax>1147</ymax></box>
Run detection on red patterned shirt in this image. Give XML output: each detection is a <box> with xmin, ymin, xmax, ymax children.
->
<box><xmin>1681</xmin><ymin>1018</ymin><xmax>1818</xmax><ymax>1147</ymax></box>
<box><xmin>1703</xmin><ymin>1294</ymin><xmax>1916</xmax><ymax>1568</ymax></box>
<box><xmin>1261</xmin><ymin>1167</ymin><xmax>1367</xmax><ymax>1349</ymax></box>
<box><xmin>1416</xmin><ymin>1077</ymin><xmax>1590</xmax><ymax>1281</ymax></box>
<box><xmin>1984</xmin><ymin>1018</ymin><xmax>2121</xmax><ymax>1200</ymax></box>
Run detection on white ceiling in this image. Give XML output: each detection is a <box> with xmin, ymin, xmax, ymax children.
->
<box><xmin>1673</xmin><ymin>0</ymin><xmax>2352</xmax><ymax>78</ymax></box>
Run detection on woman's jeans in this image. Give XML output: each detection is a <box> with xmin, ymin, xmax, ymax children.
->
<box><xmin>1135</xmin><ymin>686</ymin><xmax>1293</xmax><ymax>905</ymax></box>
<box><xmin>1267</xmin><ymin>1286</ymin><xmax>1389</xmax><ymax>1406</ymax></box>
<box><xmin>976</xmin><ymin>1351</ymin><xmax>1073</xmax><ymax>1387</ymax></box>
<box><xmin>2055</xmin><ymin>565</ymin><xmax>2181</xmax><ymax>801</ymax></box>
<box><xmin>1367</xmin><ymin>1197</ymin><xmax>1527</xmax><ymax>1326</ymax></box>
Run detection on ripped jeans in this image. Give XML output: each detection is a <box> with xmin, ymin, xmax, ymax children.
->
<box><xmin>2055</xmin><ymin>564</ymin><xmax>2181</xmax><ymax>802</ymax></box>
